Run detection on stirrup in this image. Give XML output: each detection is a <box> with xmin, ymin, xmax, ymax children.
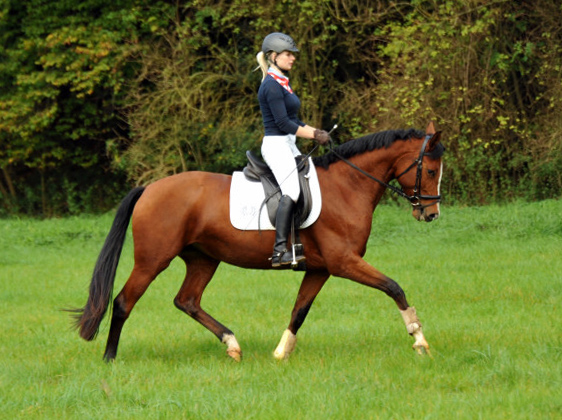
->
<box><xmin>270</xmin><ymin>249</ymin><xmax>292</xmax><ymax>268</ymax></box>
<box><xmin>290</xmin><ymin>243</ymin><xmax>306</xmax><ymax>268</ymax></box>
<box><xmin>270</xmin><ymin>247</ymin><xmax>306</xmax><ymax>268</ymax></box>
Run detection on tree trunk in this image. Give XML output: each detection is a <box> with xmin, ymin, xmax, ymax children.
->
<box><xmin>40</xmin><ymin>168</ymin><xmax>48</xmax><ymax>217</ymax></box>
<box><xmin>0</xmin><ymin>166</ymin><xmax>16</xmax><ymax>211</ymax></box>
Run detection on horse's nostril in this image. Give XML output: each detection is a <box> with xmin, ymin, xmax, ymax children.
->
<box><xmin>427</xmin><ymin>213</ymin><xmax>439</xmax><ymax>221</ymax></box>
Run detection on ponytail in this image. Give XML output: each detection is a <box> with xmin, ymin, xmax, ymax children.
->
<box><xmin>256</xmin><ymin>51</ymin><xmax>269</xmax><ymax>81</ymax></box>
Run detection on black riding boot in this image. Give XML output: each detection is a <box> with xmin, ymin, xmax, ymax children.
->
<box><xmin>271</xmin><ymin>195</ymin><xmax>305</xmax><ymax>267</ymax></box>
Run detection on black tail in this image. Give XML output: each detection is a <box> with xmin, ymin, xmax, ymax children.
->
<box><xmin>72</xmin><ymin>187</ymin><xmax>145</xmax><ymax>341</ymax></box>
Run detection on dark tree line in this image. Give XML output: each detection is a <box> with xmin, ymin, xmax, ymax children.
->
<box><xmin>1</xmin><ymin>0</ymin><xmax>561</xmax><ymax>216</ymax></box>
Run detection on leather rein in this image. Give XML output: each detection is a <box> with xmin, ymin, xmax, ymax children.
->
<box><xmin>327</xmin><ymin>134</ymin><xmax>441</xmax><ymax>209</ymax></box>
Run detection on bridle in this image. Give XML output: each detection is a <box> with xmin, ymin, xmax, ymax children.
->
<box><xmin>327</xmin><ymin>134</ymin><xmax>441</xmax><ymax>210</ymax></box>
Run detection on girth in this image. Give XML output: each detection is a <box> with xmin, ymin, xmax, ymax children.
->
<box><xmin>243</xmin><ymin>150</ymin><xmax>313</xmax><ymax>227</ymax></box>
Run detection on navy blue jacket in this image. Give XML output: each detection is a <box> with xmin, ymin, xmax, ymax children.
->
<box><xmin>258</xmin><ymin>74</ymin><xmax>305</xmax><ymax>136</ymax></box>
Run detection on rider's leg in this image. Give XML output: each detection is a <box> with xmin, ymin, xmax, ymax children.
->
<box><xmin>262</xmin><ymin>135</ymin><xmax>304</xmax><ymax>267</ymax></box>
<box><xmin>271</xmin><ymin>195</ymin><xmax>297</xmax><ymax>267</ymax></box>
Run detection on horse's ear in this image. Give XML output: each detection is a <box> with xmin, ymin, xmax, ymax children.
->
<box><xmin>425</xmin><ymin>121</ymin><xmax>441</xmax><ymax>151</ymax></box>
<box><xmin>425</xmin><ymin>121</ymin><xmax>436</xmax><ymax>135</ymax></box>
<box><xmin>428</xmin><ymin>131</ymin><xmax>442</xmax><ymax>151</ymax></box>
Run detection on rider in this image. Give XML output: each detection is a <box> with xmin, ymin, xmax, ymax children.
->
<box><xmin>256</xmin><ymin>32</ymin><xmax>330</xmax><ymax>267</ymax></box>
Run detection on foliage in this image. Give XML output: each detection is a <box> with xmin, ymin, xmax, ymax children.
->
<box><xmin>0</xmin><ymin>0</ymin><xmax>171</xmax><ymax>215</ymax></box>
<box><xmin>108</xmin><ymin>0</ymin><xmax>562</xmax><ymax>201</ymax></box>
<box><xmin>121</xmin><ymin>3</ymin><xmax>262</xmax><ymax>182</ymax></box>
<box><xmin>370</xmin><ymin>0</ymin><xmax>562</xmax><ymax>203</ymax></box>
<box><xmin>122</xmin><ymin>0</ymin><xmax>336</xmax><ymax>182</ymax></box>
<box><xmin>123</xmin><ymin>1</ymin><xmax>409</xmax><ymax>183</ymax></box>
<box><xmin>1</xmin><ymin>0</ymin><xmax>562</xmax><ymax>215</ymax></box>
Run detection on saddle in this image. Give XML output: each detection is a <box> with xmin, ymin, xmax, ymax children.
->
<box><xmin>243</xmin><ymin>151</ymin><xmax>313</xmax><ymax>228</ymax></box>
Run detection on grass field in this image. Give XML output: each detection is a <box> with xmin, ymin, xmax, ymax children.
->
<box><xmin>1</xmin><ymin>199</ymin><xmax>561</xmax><ymax>419</ymax></box>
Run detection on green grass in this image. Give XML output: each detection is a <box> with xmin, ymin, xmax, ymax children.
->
<box><xmin>1</xmin><ymin>200</ymin><xmax>561</xmax><ymax>419</ymax></box>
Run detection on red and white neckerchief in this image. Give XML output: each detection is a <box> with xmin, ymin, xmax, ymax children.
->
<box><xmin>267</xmin><ymin>69</ymin><xmax>293</xmax><ymax>94</ymax></box>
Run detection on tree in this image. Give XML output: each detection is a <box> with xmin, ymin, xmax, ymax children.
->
<box><xmin>0</xmin><ymin>0</ymin><xmax>171</xmax><ymax>215</ymax></box>
<box><xmin>369</xmin><ymin>0</ymin><xmax>562</xmax><ymax>202</ymax></box>
<box><xmin>2</xmin><ymin>0</ymin><xmax>561</xmax><ymax>216</ymax></box>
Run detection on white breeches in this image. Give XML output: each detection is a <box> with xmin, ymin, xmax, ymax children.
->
<box><xmin>261</xmin><ymin>134</ymin><xmax>302</xmax><ymax>203</ymax></box>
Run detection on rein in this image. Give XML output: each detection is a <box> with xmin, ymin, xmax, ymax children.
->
<box><xmin>327</xmin><ymin>134</ymin><xmax>441</xmax><ymax>209</ymax></box>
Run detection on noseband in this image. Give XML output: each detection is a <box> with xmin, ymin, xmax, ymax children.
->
<box><xmin>328</xmin><ymin>134</ymin><xmax>441</xmax><ymax>210</ymax></box>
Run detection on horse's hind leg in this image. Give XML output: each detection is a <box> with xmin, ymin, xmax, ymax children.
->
<box><xmin>104</xmin><ymin>264</ymin><xmax>164</xmax><ymax>361</ymax></box>
<box><xmin>274</xmin><ymin>270</ymin><xmax>330</xmax><ymax>360</ymax></box>
<box><xmin>173</xmin><ymin>250</ymin><xmax>242</xmax><ymax>361</ymax></box>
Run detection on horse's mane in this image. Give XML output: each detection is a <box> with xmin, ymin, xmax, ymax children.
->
<box><xmin>313</xmin><ymin>128</ymin><xmax>429</xmax><ymax>169</ymax></box>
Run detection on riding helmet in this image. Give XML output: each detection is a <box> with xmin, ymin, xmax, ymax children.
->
<box><xmin>261</xmin><ymin>32</ymin><xmax>299</xmax><ymax>54</ymax></box>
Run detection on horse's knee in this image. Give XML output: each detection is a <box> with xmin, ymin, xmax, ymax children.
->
<box><xmin>174</xmin><ymin>296</ymin><xmax>199</xmax><ymax>318</ymax></box>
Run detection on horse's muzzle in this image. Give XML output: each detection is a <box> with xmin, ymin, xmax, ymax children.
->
<box><xmin>412</xmin><ymin>206</ymin><xmax>440</xmax><ymax>222</ymax></box>
<box><xmin>423</xmin><ymin>211</ymin><xmax>439</xmax><ymax>222</ymax></box>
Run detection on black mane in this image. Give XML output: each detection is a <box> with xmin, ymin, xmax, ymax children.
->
<box><xmin>313</xmin><ymin>128</ymin><xmax>427</xmax><ymax>169</ymax></box>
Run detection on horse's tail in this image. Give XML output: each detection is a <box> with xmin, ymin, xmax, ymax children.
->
<box><xmin>72</xmin><ymin>186</ymin><xmax>145</xmax><ymax>341</ymax></box>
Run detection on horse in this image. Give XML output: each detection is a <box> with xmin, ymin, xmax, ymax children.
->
<box><xmin>72</xmin><ymin>121</ymin><xmax>444</xmax><ymax>362</ymax></box>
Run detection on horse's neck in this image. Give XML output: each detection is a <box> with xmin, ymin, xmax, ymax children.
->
<box><xmin>325</xmin><ymin>150</ymin><xmax>395</xmax><ymax>205</ymax></box>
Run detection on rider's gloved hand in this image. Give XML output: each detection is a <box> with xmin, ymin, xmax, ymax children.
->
<box><xmin>313</xmin><ymin>129</ymin><xmax>330</xmax><ymax>145</ymax></box>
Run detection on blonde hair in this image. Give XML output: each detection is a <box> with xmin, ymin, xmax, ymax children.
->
<box><xmin>256</xmin><ymin>51</ymin><xmax>270</xmax><ymax>81</ymax></box>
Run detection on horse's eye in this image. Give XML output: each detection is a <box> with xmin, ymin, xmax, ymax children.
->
<box><xmin>427</xmin><ymin>169</ymin><xmax>437</xmax><ymax>178</ymax></box>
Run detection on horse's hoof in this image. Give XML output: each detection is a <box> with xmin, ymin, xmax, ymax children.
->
<box><xmin>103</xmin><ymin>353</ymin><xmax>116</xmax><ymax>363</ymax></box>
<box><xmin>273</xmin><ymin>329</ymin><xmax>297</xmax><ymax>360</ymax></box>
<box><xmin>413</xmin><ymin>344</ymin><xmax>432</xmax><ymax>358</ymax></box>
<box><xmin>227</xmin><ymin>348</ymin><xmax>242</xmax><ymax>362</ymax></box>
<box><xmin>273</xmin><ymin>349</ymin><xmax>289</xmax><ymax>360</ymax></box>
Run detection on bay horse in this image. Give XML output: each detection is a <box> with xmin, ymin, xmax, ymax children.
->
<box><xmin>73</xmin><ymin>121</ymin><xmax>444</xmax><ymax>362</ymax></box>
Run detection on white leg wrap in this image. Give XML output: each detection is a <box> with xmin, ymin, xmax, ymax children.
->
<box><xmin>400</xmin><ymin>306</ymin><xmax>431</xmax><ymax>355</ymax></box>
<box><xmin>400</xmin><ymin>306</ymin><xmax>422</xmax><ymax>335</ymax></box>
<box><xmin>273</xmin><ymin>329</ymin><xmax>297</xmax><ymax>360</ymax></box>
<box><xmin>222</xmin><ymin>333</ymin><xmax>242</xmax><ymax>362</ymax></box>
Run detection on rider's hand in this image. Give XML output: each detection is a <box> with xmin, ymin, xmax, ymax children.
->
<box><xmin>313</xmin><ymin>129</ymin><xmax>330</xmax><ymax>145</ymax></box>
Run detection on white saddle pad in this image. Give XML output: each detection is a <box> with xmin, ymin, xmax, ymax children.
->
<box><xmin>229</xmin><ymin>158</ymin><xmax>322</xmax><ymax>231</ymax></box>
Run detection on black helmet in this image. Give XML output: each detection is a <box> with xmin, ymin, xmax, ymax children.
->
<box><xmin>261</xmin><ymin>32</ymin><xmax>299</xmax><ymax>54</ymax></box>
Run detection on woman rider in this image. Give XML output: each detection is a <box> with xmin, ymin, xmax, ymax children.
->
<box><xmin>256</xmin><ymin>32</ymin><xmax>330</xmax><ymax>267</ymax></box>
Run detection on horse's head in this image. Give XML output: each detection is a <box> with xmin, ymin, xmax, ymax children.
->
<box><xmin>394</xmin><ymin>121</ymin><xmax>444</xmax><ymax>222</ymax></box>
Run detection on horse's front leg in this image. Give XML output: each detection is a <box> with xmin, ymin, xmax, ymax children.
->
<box><xmin>274</xmin><ymin>270</ymin><xmax>330</xmax><ymax>360</ymax></box>
<box><xmin>331</xmin><ymin>256</ymin><xmax>431</xmax><ymax>356</ymax></box>
<box><xmin>399</xmin><ymin>306</ymin><xmax>431</xmax><ymax>356</ymax></box>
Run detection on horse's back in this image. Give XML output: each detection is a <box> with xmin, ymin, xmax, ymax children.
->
<box><xmin>138</xmin><ymin>171</ymin><xmax>231</xmax><ymax>210</ymax></box>
<box><xmin>130</xmin><ymin>171</ymin><xmax>233</xmax><ymax>253</ymax></box>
